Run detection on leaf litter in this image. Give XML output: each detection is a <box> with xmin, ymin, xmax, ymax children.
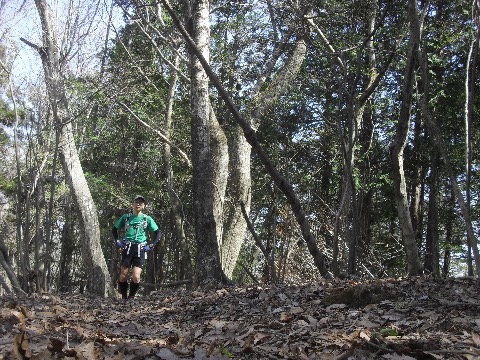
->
<box><xmin>0</xmin><ymin>276</ymin><xmax>479</xmax><ymax>359</ymax></box>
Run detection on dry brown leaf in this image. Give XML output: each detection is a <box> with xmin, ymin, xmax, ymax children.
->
<box><xmin>253</xmin><ymin>332</ymin><xmax>270</xmax><ymax>344</ymax></box>
<box><xmin>472</xmin><ymin>332</ymin><xmax>480</xmax><ymax>347</ymax></box>
<box><xmin>209</xmin><ymin>319</ymin><xmax>226</xmax><ymax>331</ymax></box>
<box><xmin>290</xmin><ymin>306</ymin><xmax>304</xmax><ymax>314</ymax></box>
<box><xmin>279</xmin><ymin>312</ymin><xmax>293</xmax><ymax>322</ymax></box>
<box><xmin>1</xmin><ymin>309</ymin><xmax>26</xmax><ymax>332</ymax></box>
<box><xmin>74</xmin><ymin>341</ymin><xmax>97</xmax><ymax>360</ymax></box>
<box><xmin>13</xmin><ymin>331</ymin><xmax>31</xmax><ymax>359</ymax></box>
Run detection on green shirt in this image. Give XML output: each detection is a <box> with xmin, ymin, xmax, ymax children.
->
<box><xmin>114</xmin><ymin>213</ymin><xmax>159</xmax><ymax>243</ymax></box>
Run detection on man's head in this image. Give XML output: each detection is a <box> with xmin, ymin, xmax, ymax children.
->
<box><xmin>132</xmin><ymin>195</ymin><xmax>145</xmax><ymax>214</ymax></box>
<box><xmin>133</xmin><ymin>195</ymin><xmax>145</xmax><ymax>203</ymax></box>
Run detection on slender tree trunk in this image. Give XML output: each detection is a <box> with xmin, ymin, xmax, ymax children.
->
<box><xmin>442</xmin><ymin>188</ymin><xmax>455</xmax><ymax>276</ymax></box>
<box><xmin>390</xmin><ymin>0</ymin><xmax>423</xmax><ymax>276</ymax></box>
<box><xmin>0</xmin><ymin>230</ymin><xmax>25</xmax><ymax>296</ymax></box>
<box><xmin>221</xmin><ymin>125</ymin><xmax>251</xmax><ymax>278</ymax></box>
<box><xmin>164</xmin><ymin>52</ymin><xmax>193</xmax><ymax>283</ymax></box>
<box><xmin>58</xmin><ymin>195</ymin><xmax>74</xmax><ymax>292</ymax></box>
<box><xmin>357</xmin><ymin>100</ymin><xmax>374</xmax><ymax>275</ymax></box>
<box><xmin>34</xmin><ymin>173</ymin><xmax>45</xmax><ymax>292</ymax></box>
<box><xmin>44</xmin><ymin>126</ymin><xmax>59</xmax><ymax>291</ymax></box>
<box><xmin>28</xmin><ymin>0</ymin><xmax>114</xmax><ymax>297</ymax></box>
<box><xmin>463</xmin><ymin>12</ymin><xmax>480</xmax><ymax>276</ymax></box>
<box><xmin>409</xmin><ymin>117</ymin><xmax>423</xmax><ymax>243</ymax></box>
<box><xmin>424</xmin><ymin>148</ymin><xmax>440</xmax><ymax>275</ymax></box>
<box><xmin>419</xmin><ymin>33</ymin><xmax>438</xmax><ymax>276</ymax></box>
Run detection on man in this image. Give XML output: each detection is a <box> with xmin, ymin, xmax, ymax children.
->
<box><xmin>112</xmin><ymin>195</ymin><xmax>161</xmax><ymax>299</ymax></box>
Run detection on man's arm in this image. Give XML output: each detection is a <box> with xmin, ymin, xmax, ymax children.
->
<box><xmin>150</xmin><ymin>229</ymin><xmax>161</xmax><ymax>246</ymax></box>
<box><xmin>112</xmin><ymin>226</ymin><xmax>119</xmax><ymax>241</ymax></box>
<box><xmin>113</xmin><ymin>226</ymin><xmax>127</xmax><ymax>248</ymax></box>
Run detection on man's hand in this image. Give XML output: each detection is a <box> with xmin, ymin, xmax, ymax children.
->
<box><xmin>144</xmin><ymin>244</ymin><xmax>153</xmax><ymax>251</ymax></box>
<box><xmin>116</xmin><ymin>239</ymin><xmax>126</xmax><ymax>248</ymax></box>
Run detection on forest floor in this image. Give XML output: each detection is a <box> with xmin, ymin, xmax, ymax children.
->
<box><xmin>0</xmin><ymin>276</ymin><xmax>479</xmax><ymax>360</ymax></box>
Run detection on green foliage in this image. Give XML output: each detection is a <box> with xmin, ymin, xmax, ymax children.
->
<box><xmin>219</xmin><ymin>344</ymin><xmax>234</xmax><ymax>358</ymax></box>
<box><xmin>0</xmin><ymin>99</ymin><xmax>16</xmax><ymax>126</ymax></box>
<box><xmin>6</xmin><ymin>0</ymin><xmax>480</xmax><ymax>292</ymax></box>
<box><xmin>0</xmin><ymin>173</ymin><xmax>16</xmax><ymax>194</ymax></box>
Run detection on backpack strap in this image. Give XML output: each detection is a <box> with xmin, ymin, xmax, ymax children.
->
<box><xmin>125</xmin><ymin>213</ymin><xmax>131</xmax><ymax>233</ymax></box>
<box><xmin>143</xmin><ymin>214</ymin><xmax>147</xmax><ymax>229</ymax></box>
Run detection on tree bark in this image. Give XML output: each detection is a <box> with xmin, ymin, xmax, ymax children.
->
<box><xmin>7</xmin><ymin>64</ymin><xmax>28</xmax><ymax>291</ymax></box>
<box><xmin>58</xmin><ymin>195</ymin><xmax>74</xmax><ymax>292</ymax></box>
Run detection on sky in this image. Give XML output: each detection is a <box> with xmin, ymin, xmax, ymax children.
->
<box><xmin>1</xmin><ymin>0</ymin><xmax>124</xmax><ymax>95</ymax></box>
<box><xmin>1</xmin><ymin>2</ymin><xmax>41</xmax><ymax>89</ymax></box>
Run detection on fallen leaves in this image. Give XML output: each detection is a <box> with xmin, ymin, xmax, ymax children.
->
<box><xmin>0</xmin><ymin>277</ymin><xmax>479</xmax><ymax>359</ymax></box>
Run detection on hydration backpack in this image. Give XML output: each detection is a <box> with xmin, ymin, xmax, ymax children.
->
<box><xmin>125</xmin><ymin>213</ymin><xmax>148</xmax><ymax>232</ymax></box>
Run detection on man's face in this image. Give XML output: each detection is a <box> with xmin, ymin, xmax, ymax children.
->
<box><xmin>133</xmin><ymin>200</ymin><xmax>145</xmax><ymax>211</ymax></box>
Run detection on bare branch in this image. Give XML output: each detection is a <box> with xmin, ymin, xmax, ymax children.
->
<box><xmin>118</xmin><ymin>101</ymin><xmax>192</xmax><ymax>169</ymax></box>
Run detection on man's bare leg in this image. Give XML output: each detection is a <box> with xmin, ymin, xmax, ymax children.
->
<box><xmin>128</xmin><ymin>266</ymin><xmax>142</xmax><ymax>298</ymax></box>
<box><xmin>118</xmin><ymin>266</ymin><xmax>129</xmax><ymax>299</ymax></box>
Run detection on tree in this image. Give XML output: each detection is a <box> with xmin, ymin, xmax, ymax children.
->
<box><xmin>2</xmin><ymin>0</ymin><xmax>479</xmax><ymax>290</ymax></box>
<box><xmin>185</xmin><ymin>0</ymin><xmax>229</xmax><ymax>287</ymax></box>
<box><xmin>389</xmin><ymin>0</ymin><xmax>423</xmax><ymax>276</ymax></box>
<box><xmin>0</xmin><ymin>55</ymin><xmax>28</xmax><ymax>294</ymax></box>
<box><xmin>22</xmin><ymin>0</ymin><xmax>114</xmax><ymax>297</ymax></box>
<box><xmin>162</xmin><ymin>0</ymin><xmax>332</xmax><ymax>281</ymax></box>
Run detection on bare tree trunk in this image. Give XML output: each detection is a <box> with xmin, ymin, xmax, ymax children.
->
<box><xmin>220</xmin><ymin>125</ymin><xmax>251</xmax><ymax>279</ymax></box>
<box><xmin>419</xmin><ymin>33</ymin><xmax>438</xmax><ymax>276</ymax></box>
<box><xmin>163</xmin><ymin>52</ymin><xmax>193</xmax><ymax>284</ymax></box>
<box><xmin>188</xmin><ymin>0</ymin><xmax>228</xmax><ymax>287</ymax></box>
<box><xmin>409</xmin><ymin>115</ymin><xmax>424</xmax><ymax>243</ymax></box>
<box><xmin>463</xmin><ymin>9</ymin><xmax>480</xmax><ymax>276</ymax></box>
<box><xmin>25</xmin><ymin>0</ymin><xmax>114</xmax><ymax>297</ymax></box>
<box><xmin>34</xmin><ymin>173</ymin><xmax>45</xmax><ymax>292</ymax></box>
<box><xmin>390</xmin><ymin>0</ymin><xmax>423</xmax><ymax>276</ymax></box>
<box><xmin>442</xmin><ymin>188</ymin><xmax>455</xmax><ymax>276</ymax></box>
<box><xmin>424</xmin><ymin>148</ymin><xmax>440</xmax><ymax>275</ymax></box>
<box><xmin>58</xmin><ymin>195</ymin><xmax>74</xmax><ymax>292</ymax></box>
<box><xmin>44</xmin><ymin>126</ymin><xmax>59</xmax><ymax>291</ymax></box>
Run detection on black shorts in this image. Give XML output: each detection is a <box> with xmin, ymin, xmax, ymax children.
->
<box><xmin>120</xmin><ymin>243</ymin><xmax>146</xmax><ymax>268</ymax></box>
